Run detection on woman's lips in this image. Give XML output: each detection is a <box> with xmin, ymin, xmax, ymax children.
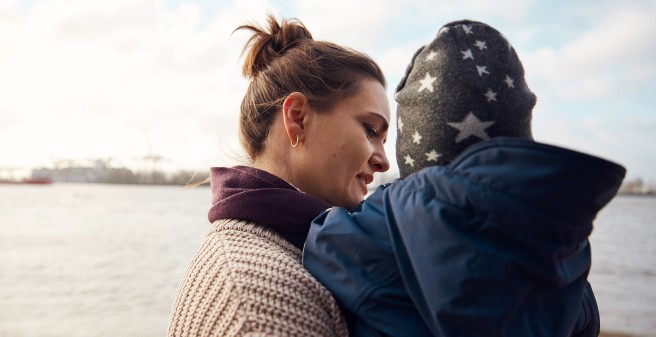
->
<box><xmin>356</xmin><ymin>173</ymin><xmax>374</xmax><ymax>195</ymax></box>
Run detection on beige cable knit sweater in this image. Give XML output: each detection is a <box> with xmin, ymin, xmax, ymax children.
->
<box><xmin>168</xmin><ymin>218</ymin><xmax>349</xmax><ymax>337</ymax></box>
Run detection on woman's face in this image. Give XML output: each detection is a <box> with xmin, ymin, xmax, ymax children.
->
<box><xmin>296</xmin><ymin>78</ymin><xmax>391</xmax><ymax>208</ymax></box>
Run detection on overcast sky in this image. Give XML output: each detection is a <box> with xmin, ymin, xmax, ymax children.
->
<box><xmin>1</xmin><ymin>0</ymin><xmax>654</xmax><ymax>181</ymax></box>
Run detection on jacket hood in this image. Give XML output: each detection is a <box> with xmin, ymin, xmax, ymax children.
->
<box><xmin>441</xmin><ymin>138</ymin><xmax>626</xmax><ymax>243</ymax></box>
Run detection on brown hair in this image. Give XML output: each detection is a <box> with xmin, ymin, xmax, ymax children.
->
<box><xmin>235</xmin><ymin>14</ymin><xmax>386</xmax><ymax>159</ymax></box>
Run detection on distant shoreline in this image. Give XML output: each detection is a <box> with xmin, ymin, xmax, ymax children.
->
<box><xmin>600</xmin><ymin>331</ymin><xmax>637</xmax><ymax>337</ymax></box>
<box><xmin>617</xmin><ymin>192</ymin><xmax>656</xmax><ymax>198</ymax></box>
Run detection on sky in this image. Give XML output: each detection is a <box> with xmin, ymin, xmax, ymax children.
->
<box><xmin>0</xmin><ymin>0</ymin><xmax>655</xmax><ymax>182</ymax></box>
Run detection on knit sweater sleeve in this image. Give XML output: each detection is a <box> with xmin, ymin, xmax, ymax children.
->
<box><xmin>167</xmin><ymin>219</ymin><xmax>348</xmax><ymax>337</ymax></box>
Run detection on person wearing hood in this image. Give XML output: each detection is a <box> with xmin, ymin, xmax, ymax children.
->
<box><xmin>168</xmin><ymin>14</ymin><xmax>391</xmax><ymax>337</ymax></box>
<box><xmin>303</xmin><ymin>20</ymin><xmax>626</xmax><ymax>337</ymax></box>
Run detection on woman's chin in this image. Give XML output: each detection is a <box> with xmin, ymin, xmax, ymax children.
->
<box><xmin>343</xmin><ymin>195</ymin><xmax>364</xmax><ymax>209</ymax></box>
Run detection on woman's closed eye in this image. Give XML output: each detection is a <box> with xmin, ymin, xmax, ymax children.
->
<box><xmin>364</xmin><ymin>124</ymin><xmax>379</xmax><ymax>140</ymax></box>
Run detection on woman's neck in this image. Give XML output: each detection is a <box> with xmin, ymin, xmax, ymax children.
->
<box><xmin>252</xmin><ymin>153</ymin><xmax>300</xmax><ymax>191</ymax></box>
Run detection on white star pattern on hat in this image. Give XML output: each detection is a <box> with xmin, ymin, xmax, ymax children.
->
<box><xmin>404</xmin><ymin>155</ymin><xmax>415</xmax><ymax>166</ymax></box>
<box><xmin>426</xmin><ymin>50</ymin><xmax>437</xmax><ymax>61</ymax></box>
<box><xmin>504</xmin><ymin>75</ymin><xmax>515</xmax><ymax>88</ymax></box>
<box><xmin>462</xmin><ymin>24</ymin><xmax>473</xmax><ymax>35</ymax></box>
<box><xmin>438</xmin><ymin>26</ymin><xmax>450</xmax><ymax>35</ymax></box>
<box><xmin>474</xmin><ymin>40</ymin><xmax>487</xmax><ymax>50</ymax></box>
<box><xmin>447</xmin><ymin>112</ymin><xmax>496</xmax><ymax>143</ymax></box>
<box><xmin>418</xmin><ymin>72</ymin><xmax>437</xmax><ymax>93</ymax></box>
<box><xmin>461</xmin><ymin>49</ymin><xmax>474</xmax><ymax>60</ymax></box>
<box><xmin>476</xmin><ymin>65</ymin><xmax>490</xmax><ymax>76</ymax></box>
<box><xmin>398</xmin><ymin>117</ymin><xmax>404</xmax><ymax>132</ymax></box>
<box><xmin>484</xmin><ymin>88</ymin><xmax>497</xmax><ymax>102</ymax></box>
<box><xmin>412</xmin><ymin>130</ymin><xmax>422</xmax><ymax>144</ymax></box>
<box><xmin>425</xmin><ymin>150</ymin><xmax>440</xmax><ymax>162</ymax></box>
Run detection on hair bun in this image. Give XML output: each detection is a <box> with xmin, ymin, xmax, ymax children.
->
<box><xmin>237</xmin><ymin>14</ymin><xmax>313</xmax><ymax>78</ymax></box>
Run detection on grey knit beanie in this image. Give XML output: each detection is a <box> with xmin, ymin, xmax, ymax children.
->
<box><xmin>395</xmin><ymin>20</ymin><xmax>536</xmax><ymax>178</ymax></box>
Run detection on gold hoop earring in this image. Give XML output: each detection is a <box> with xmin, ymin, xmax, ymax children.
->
<box><xmin>290</xmin><ymin>134</ymin><xmax>299</xmax><ymax>148</ymax></box>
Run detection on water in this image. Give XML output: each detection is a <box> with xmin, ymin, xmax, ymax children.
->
<box><xmin>589</xmin><ymin>196</ymin><xmax>656</xmax><ymax>337</ymax></box>
<box><xmin>0</xmin><ymin>184</ymin><xmax>209</xmax><ymax>337</ymax></box>
<box><xmin>0</xmin><ymin>184</ymin><xmax>654</xmax><ymax>337</ymax></box>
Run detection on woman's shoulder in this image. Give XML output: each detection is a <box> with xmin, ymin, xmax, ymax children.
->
<box><xmin>208</xmin><ymin>218</ymin><xmax>301</xmax><ymax>256</ymax></box>
<box><xmin>168</xmin><ymin>218</ymin><xmax>348</xmax><ymax>337</ymax></box>
<box><xmin>204</xmin><ymin>219</ymin><xmax>311</xmax><ymax>282</ymax></box>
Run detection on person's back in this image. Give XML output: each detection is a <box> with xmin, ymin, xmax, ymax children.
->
<box><xmin>303</xmin><ymin>20</ymin><xmax>626</xmax><ymax>337</ymax></box>
<box><xmin>168</xmin><ymin>167</ymin><xmax>348</xmax><ymax>336</ymax></box>
<box><xmin>169</xmin><ymin>221</ymin><xmax>342</xmax><ymax>335</ymax></box>
<box><xmin>305</xmin><ymin>138</ymin><xmax>624</xmax><ymax>337</ymax></box>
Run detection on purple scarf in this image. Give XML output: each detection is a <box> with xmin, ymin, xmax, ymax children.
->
<box><xmin>208</xmin><ymin>166</ymin><xmax>331</xmax><ymax>249</ymax></box>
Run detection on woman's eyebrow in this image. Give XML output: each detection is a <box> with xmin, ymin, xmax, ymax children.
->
<box><xmin>369</xmin><ymin>112</ymin><xmax>390</xmax><ymax>133</ymax></box>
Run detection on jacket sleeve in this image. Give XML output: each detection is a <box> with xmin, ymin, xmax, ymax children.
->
<box><xmin>572</xmin><ymin>282</ymin><xmax>601</xmax><ymax>337</ymax></box>
<box><xmin>303</xmin><ymin>186</ymin><xmax>434</xmax><ymax>337</ymax></box>
<box><xmin>382</xmin><ymin>167</ymin><xmax>595</xmax><ymax>337</ymax></box>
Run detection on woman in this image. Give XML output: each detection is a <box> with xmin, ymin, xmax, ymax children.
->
<box><xmin>167</xmin><ymin>14</ymin><xmax>390</xmax><ymax>337</ymax></box>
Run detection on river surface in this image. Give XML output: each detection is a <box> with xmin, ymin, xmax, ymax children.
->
<box><xmin>0</xmin><ymin>184</ymin><xmax>654</xmax><ymax>337</ymax></box>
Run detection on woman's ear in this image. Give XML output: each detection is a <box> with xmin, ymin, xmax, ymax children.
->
<box><xmin>282</xmin><ymin>92</ymin><xmax>309</xmax><ymax>146</ymax></box>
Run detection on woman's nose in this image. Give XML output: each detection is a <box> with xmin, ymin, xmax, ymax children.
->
<box><xmin>370</xmin><ymin>147</ymin><xmax>390</xmax><ymax>173</ymax></box>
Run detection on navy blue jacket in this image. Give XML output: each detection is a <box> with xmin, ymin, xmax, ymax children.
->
<box><xmin>303</xmin><ymin>138</ymin><xmax>625</xmax><ymax>337</ymax></box>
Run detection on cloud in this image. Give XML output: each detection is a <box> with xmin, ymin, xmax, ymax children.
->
<box><xmin>0</xmin><ymin>0</ymin><xmax>20</xmax><ymax>21</ymax></box>
<box><xmin>0</xmin><ymin>0</ymin><xmax>284</xmax><ymax>169</ymax></box>
<box><xmin>287</xmin><ymin>0</ymin><xmax>535</xmax><ymax>56</ymax></box>
<box><xmin>289</xmin><ymin>0</ymin><xmax>396</xmax><ymax>53</ymax></box>
<box><xmin>1</xmin><ymin>0</ymin><xmax>654</xmax><ymax>182</ymax></box>
<box><xmin>429</xmin><ymin>0</ymin><xmax>534</xmax><ymax>22</ymax></box>
<box><xmin>518</xmin><ymin>1</ymin><xmax>656</xmax><ymax>181</ymax></box>
<box><xmin>533</xmin><ymin>109</ymin><xmax>656</xmax><ymax>180</ymax></box>
<box><xmin>523</xmin><ymin>1</ymin><xmax>656</xmax><ymax>100</ymax></box>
